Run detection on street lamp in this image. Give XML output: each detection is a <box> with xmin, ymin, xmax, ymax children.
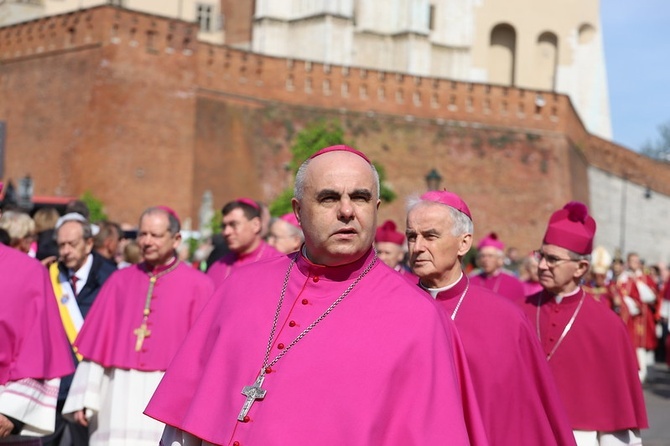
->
<box><xmin>425</xmin><ymin>168</ymin><xmax>443</xmax><ymax>191</ymax></box>
<box><xmin>17</xmin><ymin>174</ymin><xmax>33</xmax><ymax>211</ymax></box>
<box><xmin>619</xmin><ymin>173</ymin><xmax>627</xmax><ymax>255</ymax></box>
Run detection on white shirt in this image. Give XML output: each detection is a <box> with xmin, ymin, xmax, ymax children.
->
<box><xmin>69</xmin><ymin>253</ymin><xmax>93</xmax><ymax>295</ymax></box>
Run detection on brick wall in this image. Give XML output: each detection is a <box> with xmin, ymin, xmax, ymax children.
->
<box><xmin>1</xmin><ymin>6</ymin><xmax>668</xmax><ymax>259</ymax></box>
<box><xmin>0</xmin><ymin>7</ymin><xmax>199</xmax><ymax>223</ymax></box>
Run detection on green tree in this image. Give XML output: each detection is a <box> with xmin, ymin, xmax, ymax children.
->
<box><xmin>80</xmin><ymin>190</ymin><xmax>107</xmax><ymax>222</ymax></box>
<box><xmin>374</xmin><ymin>162</ymin><xmax>397</xmax><ymax>203</ymax></box>
<box><xmin>287</xmin><ymin>120</ymin><xmax>347</xmax><ymax>172</ymax></box>
<box><xmin>270</xmin><ymin>120</ymin><xmax>396</xmax><ymax>215</ymax></box>
<box><xmin>208</xmin><ymin>211</ymin><xmax>222</xmax><ymax>235</ymax></box>
<box><xmin>641</xmin><ymin>120</ymin><xmax>670</xmax><ymax>162</ymax></box>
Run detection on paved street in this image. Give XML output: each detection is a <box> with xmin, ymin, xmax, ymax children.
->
<box><xmin>642</xmin><ymin>363</ymin><xmax>670</xmax><ymax>446</ymax></box>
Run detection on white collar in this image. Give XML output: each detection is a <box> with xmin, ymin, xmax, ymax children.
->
<box><xmin>420</xmin><ymin>272</ymin><xmax>463</xmax><ymax>299</ymax></box>
<box><xmin>554</xmin><ymin>286</ymin><xmax>581</xmax><ymax>304</ymax></box>
<box><xmin>70</xmin><ymin>253</ymin><xmax>94</xmax><ymax>282</ymax></box>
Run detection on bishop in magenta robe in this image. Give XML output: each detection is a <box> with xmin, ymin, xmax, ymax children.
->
<box><xmin>519</xmin><ymin>202</ymin><xmax>648</xmax><ymax>445</ymax></box>
<box><xmin>470</xmin><ymin>233</ymin><xmax>525</xmax><ymax>302</ymax></box>
<box><xmin>62</xmin><ymin>207</ymin><xmax>215</xmax><ymax>446</ymax></box>
<box><xmin>207</xmin><ymin>239</ymin><xmax>281</xmax><ymax>285</ymax></box>
<box><xmin>425</xmin><ymin>275</ymin><xmax>577</xmax><ymax>445</ymax></box>
<box><xmin>146</xmin><ymin>146</ymin><xmax>488</xmax><ymax>446</ymax></box>
<box><xmin>1</xmin><ymin>244</ymin><xmax>74</xmax><ymax>438</ymax></box>
<box><xmin>522</xmin><ymin>289</ymin><xmax>648</xmax><ymax>435</ymax></box>
<box><xmin>407</xmin><ymin>191</ymin><xmax>576</xmax><ymax>446</ymax></box>
<box><xmin>207</xmin><ymin>198</ymin><xmax>282</xmax><ymax>286</ymax></box>
<box><xmin>146</xmin><ymin>249</ymin><xmax>488</xmax><ymax>445</ymax></box>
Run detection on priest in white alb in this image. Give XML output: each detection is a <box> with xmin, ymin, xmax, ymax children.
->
<box><xmin>1</xmin><ymin>243</ymin><xmax>74</xmax><ymax>443</ymax></box>
<box><xmin>62</xmin><ymin>206</ymin><xmax>215</xmax><ymax>445</ymax></box>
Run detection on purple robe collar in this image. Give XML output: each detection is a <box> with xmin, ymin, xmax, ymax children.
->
<box><xmin>143</xmin><ymin>256</ymin><xmax>178</xmax><ymax>274</ymax></box>
<box><xmin>295</xmin><ymin>247</ymin><xmax>377</xmax><ymax>282</ymax></box>
<box><xmin>434</xmin><ymin>273</ymin><xmax>469</xmax><ymax>302</ymax></box>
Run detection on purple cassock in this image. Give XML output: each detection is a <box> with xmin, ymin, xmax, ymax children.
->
<box><xmin>395</xmin><ymin>266</ymin><xmax>420</xmax><ymax>285</ymax></box>
<box><xmin>429</xmin><ymin>274</ymin><xmax>576</xmax><ymax>446</ymax></box>
<box><xmin>74</xmin><ymin>259</ymin><xmax>214</xmax><ymax>371</ymax></box>
<box><xmin>470</xmin><ymin>271</ymin><xmax>526</xmax><ymax>302</ymax></box>
<box><xmin>1</xmin><ymin>245</ymin><xmax>74</xmax><ymax>384</ymax></box>
<box><xmin>207</xmin><ymin>240</ymin><xmax>282</xmax><ymax>287</ymax></box>
<box><xmin>520</xmin><ymin>290</ymin><xmax>648</xmax><ymax>432</ymax></box>
<box><xmin>146</xmin><ymin>249</ymin><xmax>489</xmax><ymax>446</ymax></box>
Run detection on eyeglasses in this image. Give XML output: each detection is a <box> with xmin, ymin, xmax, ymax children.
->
<box><xmin>268</xmin><ymin>233</ymin><xmax>290</xmax><ymax>241</ymax></box>
<box><xmin>532</xmin><ymin>250</ymin><xmax>577</xmax><ymax>268</ymax></box>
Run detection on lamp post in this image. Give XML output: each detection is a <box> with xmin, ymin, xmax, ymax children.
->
<box><xmin>2</xmin><ymin>180</ymin><xmax>16</xmax><ymax>206</ymax></box>
<box><xmin>425</xmin><ymin>168</ymin><xmax>443</xmax><ymax>191</ymax></box>
<box><xmin>619</xmin><ymin>174</ymin><xmax>627</xmax><ymax>256</ymax></box>
<box><xmin>17</xmin><ymin>174</ymin><xmax>33</xmax><ymax>211</ymax></box>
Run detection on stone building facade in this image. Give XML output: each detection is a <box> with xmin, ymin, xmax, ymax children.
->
<box><xmin>225</xmin><ymin>0</ymin><xmax>611</xmax><ymax>139</ymax></box>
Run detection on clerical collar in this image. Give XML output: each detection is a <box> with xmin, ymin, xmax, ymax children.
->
<box><xmin>237</xmin><ymin>241</ymin><xmax>265</xmax><ymax>261</ymax></box>
<box><xmin>420</xmin><ymin>272</ymin><xmax>463</xmax><ymax>299</ymax></box>
<box><xmin>297</xmin><ymin>246</ymin><xmax>377</xmax><ymax>282</ymax></box>
<box><xmin>145</xmin><ymin>256</ymin><xmax>178</xmax><ymax>274</ymax></box>
<box><xmin>553</xmin><ymin>286</ymin><xmax>581</xmax><ymax>304</ymax></box>
<box><xmin>70</xmin><ymin>253</ymin><xmax>93</xmax><ymax>283</ymax></box>
<box><xmin>482</xmin><ymin>269</ymin><xmax>501</xmax><ymax>278</ymax></box>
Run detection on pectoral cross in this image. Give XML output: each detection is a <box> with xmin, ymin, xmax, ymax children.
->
<box><xmin>237</xmin><ymin>373</ymin><xmax>267</xmax><ymax>421</ymax></box>
<box><xmin>133</xmin><ymin>322</ymin><xmax>151</xmax><ymax>351</ymax></box>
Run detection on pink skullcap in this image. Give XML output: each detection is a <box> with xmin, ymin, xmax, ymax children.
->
<box><xmin>478</xmin><ymin>232</ymin><xmax>504</xmax><ymax>251</ymax></box>
<box><xmin>309</xmin><ymin>145</ymin><xmax>371</xmax><ymax>164</ymax></box>
<box><xmin>420</xmin><ymin>190</ymin><xmax>472</xmax><ymax>220</ymax></box>
<box><xmin>280</xmin><ymin>212</ymin><xmax>300</xmax><ymax>228</ymax></box>
<box><xmin>375</xmin><ymin>220</ymin><xmax>404</xmax><ymax>246</ymax></box>
<box><xmin>156</xmin><ymin>206</ymin><xmax>181</xmax><ymax>225</ymax></box>
<box><xmin>236</xmin><ymin>198</ymin><xmax>260</xmax><ymax>210</ymax></box>
<box><xmin>543</xmin><ymin>201</ymin><xmax>596</xmax><ymax>255</ymax></box>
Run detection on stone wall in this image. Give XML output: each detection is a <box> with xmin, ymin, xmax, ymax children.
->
<box><xmin>1</xmin><ymin>6</ymin><xmax>669</xmax><ymax>261</ymax></box>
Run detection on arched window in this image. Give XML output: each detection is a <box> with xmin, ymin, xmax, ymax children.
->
<box><xmin>536</xmin><ymin>31</ymin><xmax>558</xmax><ymax>90</ymax></box>
<box><xmin>578</xmin><ymin>23</ymin><xmax>595</xmax><ymax>45</ymax></box>
<box><xmin>489</xmin><ymin>24</ymin><xmax>516</xmax><ymax>86</ymax></box>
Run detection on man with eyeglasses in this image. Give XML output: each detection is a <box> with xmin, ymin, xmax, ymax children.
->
<box><xmin>267</xmin><ymin>213</ymin><xmax>303</xmax><ymax>254</ymax></box>
<box><xmin>518</xmin><ymin>202</ymin><xmax>647</xmax><ymax>446</ymax></box>
<box><xmin>207</xmin><ymin>198</ymin><xmax>281</xmax><ymax>286</ymax></box>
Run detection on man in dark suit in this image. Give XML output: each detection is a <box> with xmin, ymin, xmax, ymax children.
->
<box><xmin>42</xmin><ymin>213</ymin><xmax>117</xmax><ymax>446</ymax></box>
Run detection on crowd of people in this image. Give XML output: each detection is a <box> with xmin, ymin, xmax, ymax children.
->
<box><xmin>0</xmin><ymin>144</ymin><xmax>665</xmax><ymax>446</ymax></box>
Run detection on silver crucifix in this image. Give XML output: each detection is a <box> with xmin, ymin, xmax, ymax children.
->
<box><xmin>237</xmin><ymin>372</ymin><xmax>267</xmax><ymax>421</ymax></box>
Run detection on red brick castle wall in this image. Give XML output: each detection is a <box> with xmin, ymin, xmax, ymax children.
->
<box><xmin>1</xmin><ymin>6</ymin><xmax>667</xmax><ymax>253</ymax></box>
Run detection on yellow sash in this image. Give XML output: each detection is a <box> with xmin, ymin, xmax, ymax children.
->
<box><xmin>49</xmin><ymin>262</ymin><xmax>83</xmax><ymax>361</ymax></box>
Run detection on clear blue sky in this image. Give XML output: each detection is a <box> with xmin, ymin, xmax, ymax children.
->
<box><xmin>601</xmin><ymin>0</ymin><xmax>670</xmax><ymax>151</ymax></box>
